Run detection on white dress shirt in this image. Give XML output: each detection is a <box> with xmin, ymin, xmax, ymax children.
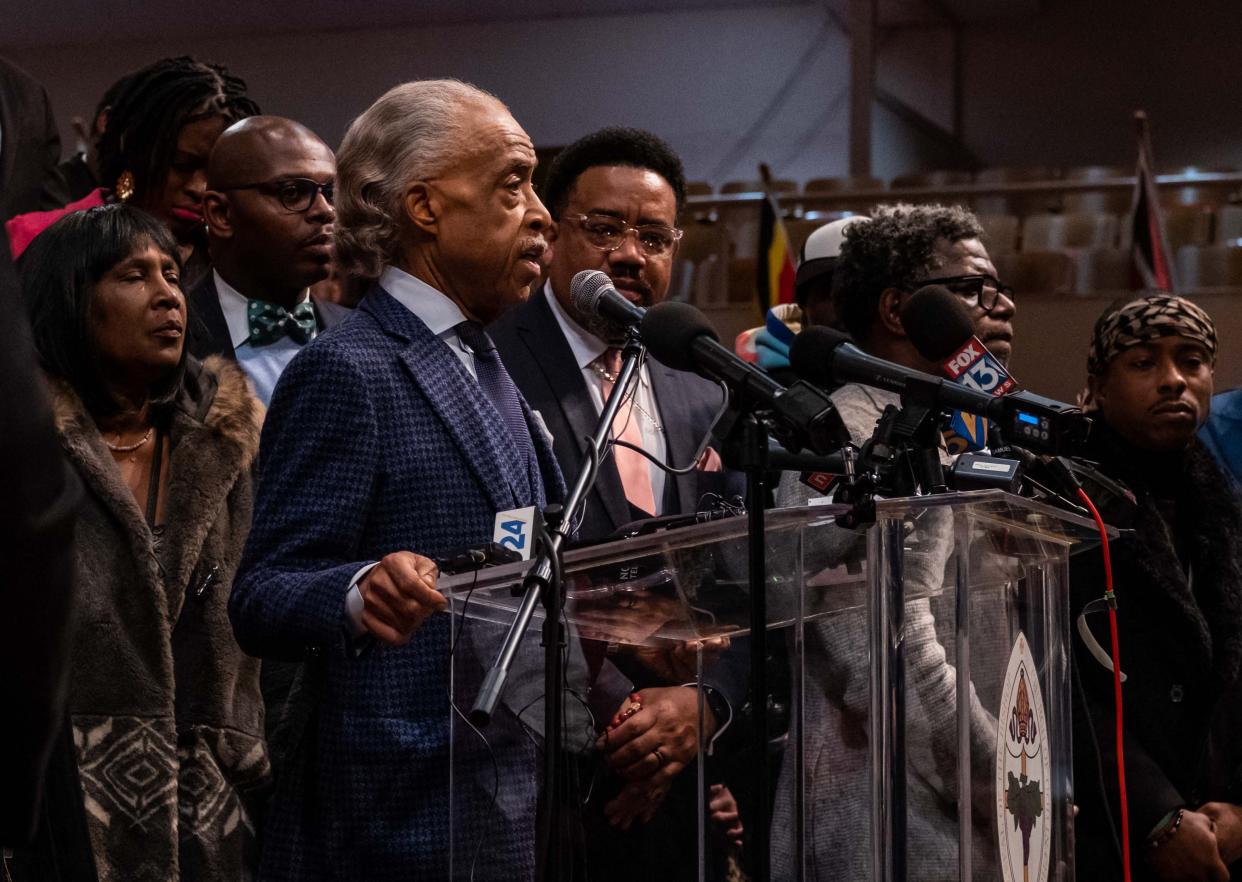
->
<box><xmin>214</xmin><ymin>270</ymin><xmax>315</xmax><ymax>406</ymax></box>
<box><xmin>344</xmin><ymin>266</ymin><xmax>481</xmax><ymax>635</ymax></box>
<box><xmin>378</xmin><ymin>265</ymin><xmax>477</xmax><ymax>378</ymax></box>
<box><xmin>543</xmin><ymin>282</ymin><xmax>668</xmax><ymax>512</ymax></box>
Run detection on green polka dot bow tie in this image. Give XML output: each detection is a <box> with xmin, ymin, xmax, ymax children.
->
<box><xmin>247</xmin><ymin>299</ymin><xmax>316</xmax><ymax>346</ymax></box>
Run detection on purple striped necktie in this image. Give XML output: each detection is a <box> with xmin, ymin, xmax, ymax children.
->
<box><xmin>456</xmin><ymin>320</ymin><xmax>533</xmax><ymax>459</ymax></box>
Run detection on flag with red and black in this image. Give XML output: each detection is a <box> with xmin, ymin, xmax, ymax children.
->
<box><xmin>1129</xmin><ymin>111</ymin><xmax>1177</xmax><ymax>293</ymax></box>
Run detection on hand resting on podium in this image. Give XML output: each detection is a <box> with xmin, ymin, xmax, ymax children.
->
<box><xmin>357</xmin><ymin>551</ymin><xmax>447</xmax><ymax>645</ymax></box>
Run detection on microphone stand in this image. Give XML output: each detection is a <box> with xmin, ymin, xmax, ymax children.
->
<box><xmin>470</xmin><ymin>329</ymin><xmax>646</xmax><ymax>882</ymax></box>
<box><xmin>709</xmin><ymin>386</ymin><xmax>849</xmax><ymax>882</ymax></box>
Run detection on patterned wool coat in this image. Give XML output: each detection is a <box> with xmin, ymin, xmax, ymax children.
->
<box><xmin>230</xmin><ymin>285</ymin><xmax>565</xmax><ymax>881</ymax></box>
<box><xmin>48</xmin><ymin>356</ymin><xmax>270</xmax><ymax>882</ymax></box>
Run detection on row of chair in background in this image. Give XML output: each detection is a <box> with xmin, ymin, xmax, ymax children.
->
<box><xmin>670</xmin><ymin>217</ymin><xmax>1242</xmax><ymax>305</ymax></box>
<box><xmin>689</xmin><ymin>165</ymin><xmax>1242</xmax><ymax>216</ymax></box>
<box><xmin>997</xmin><ymin>245</ymin><xmax>1242</xmax><ymax>295</ymax></box>
<box><xmin>977</xmin><ymin>202</ymin><xmax>1242</xmax><ymax>254</ymax></box>
<box><xmin>774</xmin><ymin>205</ymin><xmax>1239</xmax><ymax>259</ymax></box>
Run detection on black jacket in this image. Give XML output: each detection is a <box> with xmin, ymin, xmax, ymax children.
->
<box><xmin>184</xmin><ymin>270</ymin><xmax>352</xmax><ymax>360</ymax></box>
<box><xmin>0</xmin><ymin>56</ymin><xmax>67</xmax><ymax>222</ymax></box>
<box><xmin>491</xmin><ymin>286</ymin><xmax>744</xmax><ymax>543</ymax></box>
<box><xmin>1071</xmin><ymin>424</ymin><xmax>1242</xmax><ymax>881</ymax></box>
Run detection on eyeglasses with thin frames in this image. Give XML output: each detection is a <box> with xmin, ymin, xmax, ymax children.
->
<box><xmin>562</xmin><ymin>213</ymin><xmax>683</xmax><ymax>258</ymax></box>
<box><xmin>222</xmin><ymin>177</ymin><xmax>334</xmax><ymax>213</ymax></box>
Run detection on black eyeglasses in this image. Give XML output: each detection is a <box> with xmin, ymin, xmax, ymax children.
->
<box><xmin>563</xmin><ymin>213</ymin><xmax>683</xmax><ymax>257</ymax></box>
<box><xmin>919</xmin><ymin>273</ymin><xmax>1015</xmax><ymax>313</ymax></box>
<box><xmin>223</xmin><ymin>177</ymin><xmax>334</xmax><ymax>213</ymax></box>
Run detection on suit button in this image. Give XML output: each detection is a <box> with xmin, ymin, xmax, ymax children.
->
<box><xmin>306</xmin><ymin>645</ymin><xmax>322</xmax><ymax>659</ymax></box>
<box><xmin>1170</xmin><ymin>684</ymin><xmax>1184</xmax><ymax>703</ymax></box>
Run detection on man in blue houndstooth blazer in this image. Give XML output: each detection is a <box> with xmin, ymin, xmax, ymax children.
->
<box><xmin>230</xmin><ymin>80</ymin><xmax>563</xmax><ymax>881</ymax></box>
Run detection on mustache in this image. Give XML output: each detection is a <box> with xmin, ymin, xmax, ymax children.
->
<box><xmin>610</xmin><ymin>273</ymin><xmax>653</xmax><ymax>302</ymax></box>
<box><xmin>518</xmin><ymin>237</ymin><xmax>549</xmax><ymax>262</ymax></box>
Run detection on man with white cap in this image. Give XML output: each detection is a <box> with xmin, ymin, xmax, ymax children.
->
<box><xmin>734</xmin><ymin>215</ymin><xmax>868</xmax><ymax>379</ymax></box>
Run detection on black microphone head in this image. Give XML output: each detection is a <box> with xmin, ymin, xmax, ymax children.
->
<box><xmin>639</xmin><ymin>301</ymin><xmax>718</xmax><ymax>372</ymax></box>
<box><xmin>569</xmin><ymin>269</ymin><xmax>628</xmax><ymax>340</ymax></box>
<box><xmin>900</xmin><ymin>284</ymin><xmax>975</xmax><ymax>362</ymax></box>
<box><xmin>569</xmin><ymin>269</ymin><xmax>614</xmax><ymax>319</ymax></box>
<box><xmin>789</xmin><ymin>325</ymin><xmax>852</xmax><ymax>387</ymax></box>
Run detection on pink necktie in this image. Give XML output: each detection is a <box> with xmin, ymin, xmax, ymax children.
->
<box><xmin>596</xmin><ymin>348</ymin><xmax>657</xmax><ymax>515</ymax></box>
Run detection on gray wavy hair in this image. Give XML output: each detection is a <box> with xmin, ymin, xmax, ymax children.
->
<box><xmin>334</xmin><ymin>79</ymin><xmax>504</xmax><ymax>280</ymax></box>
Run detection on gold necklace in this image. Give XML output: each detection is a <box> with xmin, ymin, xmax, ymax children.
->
<box><xmin>589</xmin><ymin>362</ymin><xmax>663</xmax><ymax>433</ymax></box>
<box><xmin>104</xmin><ymin>426</ymin><xmax>153</xmax><ymax>452</ymax></box>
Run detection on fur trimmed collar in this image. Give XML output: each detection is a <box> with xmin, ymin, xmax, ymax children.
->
<box><xmin>49</xmin><ymin>355</ymin><xmax>263</xmax><ymax>625</ymax></box>
<box><xmin>1092</xmin><ymin>429</ymin><xmax>1242</xmax><ymax>692</ymax></box>
<box><xmin>48</xmin><ymin>355</ymin><xmax>262</xmax><ymax>469</ymax></box>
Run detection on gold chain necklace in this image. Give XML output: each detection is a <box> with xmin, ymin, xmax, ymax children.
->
<box><xmin>589</xmin><ymin>362</ymin><xmax>663</xmax><ymax>433</ymax></box>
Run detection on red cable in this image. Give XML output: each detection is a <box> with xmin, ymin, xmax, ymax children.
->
<box><xmin>1077</xmin><ymin>486</ymin><xmax>1131</xmax><ymax>882</ymax></box>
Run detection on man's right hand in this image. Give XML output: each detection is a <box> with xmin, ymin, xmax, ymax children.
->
<box><xmin>358</xmin><ymin>552</ymin><xmax>446</xmax><ymax>645</ymax></box>
<box><xmin>1149</xmin><ymin>810</ymin><xmax>1230</xmax><ymax>882</ymax></box>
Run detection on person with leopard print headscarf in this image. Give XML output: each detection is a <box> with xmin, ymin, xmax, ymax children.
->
<box><xmin>1072</xmin><ymin>292</ymin><xmax>1242</xmax><ymax>882</ymax></box>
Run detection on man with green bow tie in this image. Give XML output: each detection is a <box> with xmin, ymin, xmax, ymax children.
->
<box><xmin>187</xmin><ymin>115</ymin><xmax>350</xmax><ymax>404</ymax></box>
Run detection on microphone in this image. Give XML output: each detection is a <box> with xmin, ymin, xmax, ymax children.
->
<box><xmin>901</xmin><ymin>285</ymin><xmax>1016</xmax><ymax>397</ymax></box>
<box><xmin>639</xmin><ymin>300</ymin><xmax>849</xmax><ymax>455</ymax></box>
<box><xmin>901</xmin><ymin>284</ymin><xmax>1016</xmax><ymax>452</ymax></box>
<box><xmin>570</xmin><ymin>269</ymin><xmax>645</xmax><ymax>337</ymax></box>
<box><xmin>789</xmin><ymin>325</ymin><xmax>994</xmax><ymax>414</ymax></box>
<box><xmin>788</xmin><ymin>326</ymin><xmax>1088</xmax><ymax>454</ymax></box>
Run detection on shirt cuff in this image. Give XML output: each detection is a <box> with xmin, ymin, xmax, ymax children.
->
<box><xmin>345</xmin><ymin>562</ymin><xmax>378</xmax><ymax>637</ymax></box>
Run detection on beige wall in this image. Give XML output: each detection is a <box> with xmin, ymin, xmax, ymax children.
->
<box><xmin>1007</xmin><ymin>293</ymin><xmax>1242</xmax><ymax>403</ymax></box>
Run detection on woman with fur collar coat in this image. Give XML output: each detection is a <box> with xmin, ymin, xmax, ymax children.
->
<box><xmin>1073</xmin><ymin>294</ymin><xmax>1242</xmax><ymax>882</ymax></box>
<box><xmin>16</xmin><ymin>205</ymin><xmax>270</xmax><ymax>882</ymax></box>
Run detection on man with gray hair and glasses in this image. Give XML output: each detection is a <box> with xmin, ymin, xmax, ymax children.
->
<box><xmin>230</xmin><ymin>79</ymin><xmax>564</xmax><ymax>880</ymax></box>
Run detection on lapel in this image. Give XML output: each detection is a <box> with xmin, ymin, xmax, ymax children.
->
<box><xmin>364</xmin><ymin>286</ymin><xmax>521</xmax><ymax>515</ymax></box>
<box><xmin>648</xmin><ymin>359</ymin><xmax>707</xmax><ymax>513</ymax></box>
<box><xmin>516</xmin><ymin>290</ymin><xmax>630</xmax><ymax>532</ymax></box>
<box><xmin>1135</xmin><ymin>497</ymin><xmax>1214</xmax><ymax>679</ymax></box>
<box><xmin>52</xmin><ymin>385</ymin><xmax>172</xmax><ymax>630</ymax></box>
<box><xmin>157</xmin><ymin>406</ymin><xmax>247</xmax><ymax>625</ymax></box>
<box><xmin>186</xmin><ymin>273</ymin><xmax>236</xmax><ymax>359</ymax></box>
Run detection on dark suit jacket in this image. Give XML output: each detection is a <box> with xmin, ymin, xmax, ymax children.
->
<box><xmin>0</xmin><ymin>56</ymin><xmax>67</xmax><ymax>222</ymax></box>
<box><xmin>185</xmin><ymin>270</ymin><xmax>352</xmax><ymax>360</ymax></box>
<box><xmin>0</xmin><ymin>228</ymin><xmax>82</xmax><ymax>852</ymax></box>
<box><xmin>491</xmin><ymin>287</ymin><xmax>742</xmax><ymax>543</ymax></box>
<box><xmin>230</xmin><ymin>285</ymin><xmax>563</xmax><ymax>880</ymax></box>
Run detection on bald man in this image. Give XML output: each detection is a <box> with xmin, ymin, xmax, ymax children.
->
<box><xmin>188</xmin><ymin>115</ymin><xmax>349</xmax><ymax>404</ymax></box>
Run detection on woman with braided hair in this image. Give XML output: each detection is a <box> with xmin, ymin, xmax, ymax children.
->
<box><xmin>6</xmin><ymin>56</ymin><xmax>259</xmax><ymax>289</ymax></box>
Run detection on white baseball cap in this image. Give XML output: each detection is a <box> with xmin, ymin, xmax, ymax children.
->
<box><xmin>796</xmin><ymin>215</ymin><xmax>870</xmax><ymax>290</ymax></box>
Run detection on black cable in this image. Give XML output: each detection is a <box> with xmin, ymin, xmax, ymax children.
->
<box><xmin>1073</xmin><ymin>648</ymin><xmax>1125</xmax><ymax>863</ymax></box>
<box><xmin>449</xmin><ymin>697</ymin><xmax>501</xmax><ymax>882</ymax></box>
<box><xmin>610</xmin><ymin>379</ymin><xmax>732</xmax><ymax>477</ymax></box>
<box><xmin>445</xmin><ymin>563</ymin><xmax>501</xmax><ymax>882</ymax></box>
<box><xmin>449</xmin><ymin>564</ymin><xmax>481</xmax><ymax>659</ymax></box>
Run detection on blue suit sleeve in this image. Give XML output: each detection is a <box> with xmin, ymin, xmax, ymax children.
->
<box><xmin>230</xmin><ymin>343</ymin><xmax>380</xmax><ymax>660</ymax></box>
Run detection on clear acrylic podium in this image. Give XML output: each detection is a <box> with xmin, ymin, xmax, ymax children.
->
<box><xmin>439</xmin><ymin>490</ymin><xmax>1105</xmax><ymax>882</ymax></box>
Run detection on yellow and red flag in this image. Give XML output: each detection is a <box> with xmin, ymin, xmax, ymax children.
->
<box><xmin>757</xmin><ymin>191</ymin><xmax>797</xmax><ymax>311</ymax></box>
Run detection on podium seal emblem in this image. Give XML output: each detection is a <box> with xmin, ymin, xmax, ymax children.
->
<box><xmin>996</xmin><ymin>631</ymin><xmax>1051</xmax><ymax>882</ymax></box>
